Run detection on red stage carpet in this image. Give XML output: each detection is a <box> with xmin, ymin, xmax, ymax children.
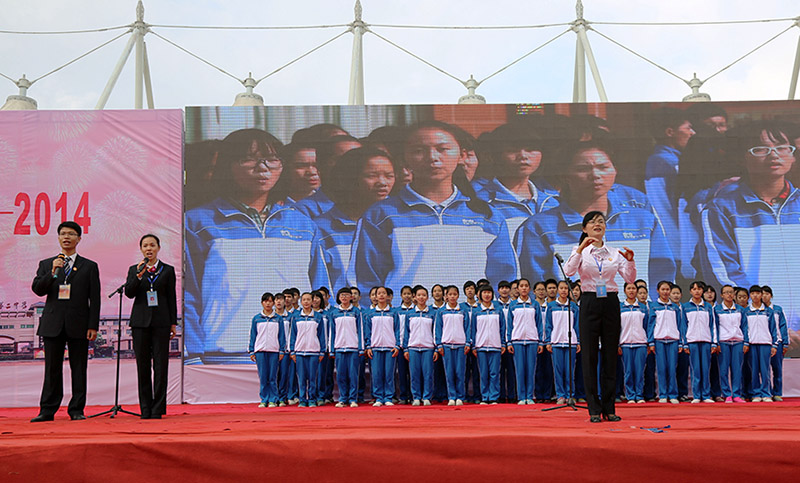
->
<box><xmin>1</xmin><ymin>401</ymin><xmax>798</xmax><ymax>481</ymax></box>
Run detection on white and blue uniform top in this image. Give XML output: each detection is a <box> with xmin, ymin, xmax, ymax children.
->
<box><xmin>404</xmin><ymin>305</ymin><xmax>436</xmax><ymax>351</ymax></box>
<box><xmin>646</xmin><ymin>299</ymin><xmax>681</xmax><ymax>347</ymax></box>
<box><xmin>701</xmin><ymin>180</ymin><xmax>800</xmax><ymax>332</ymax></box>
<box><xmin>354</xmin><ymin>185</ymin><xmax>518</xmax><ymax>301</ymax></box>
<box><xmin>471</xmin><ymin>302</ymin><xmax>507</xmax><ymax>351</ymax></box>
<box><xmin>434</xmin><ymin>303</ymin><xmax>471</xmax><ymax>349</ymax></box>
<box><xmin>714</xmin><ymin>302</ymin><xmax>748</xmax><ymax>345</ymax></box>
<box><xmin>312</xmin><ymin>206</ymin><xmax>359</xmax><ymax>292</ymax></box>
<box><xmin>743</xmin><ymin>304</ymin><xmax>777</xmax><ymax>348</ymax></box>
<box><xmin>364</xmin><ymin>305</ymin><xmax>400</xmax><ymax>350</ymax></box>
<box><xmin>505</xmin><ymin>297</ymin><xmax>543</xmax><ymax>347</ymax></box>
<box><xmin>681</xmin><ymin>300</ymin><xmax>717</xmax><ymax>346</ymax></box>
<box><xmin>644</xmin><ymin>144</ymin><xmax>681</xmax><ymax>271</ymax></box>
<box><xmin>516</xmin><ymin>184</ymin><xmax>673</xmax><ymax>290</ymax></box>
<box><xmin>289</xmin><ymin>309</ymin><xmax>326</xmax><ymax>355</ymax></box>
<box><xmin>328</xmin><ymin>304</ymin><xmax>362</xmax><ymax>353</ymax></box>
<box><xmin>184</xmin><ymin>198</ymin><xmax>330</xmax><ymax>359</ymax></box>
<box><xmin>766</xmin><ymin>303</ymin><xmax>789</xmax><ymax>344</ymax></box>
<box><xmin>477</xmin><ymin>177</ymin><xmax>560</xmax><ymax>237</ymax></box>
<box><xmin>292</xmin><ymin>189</ymin><xmax>335</xmax><ymax>220</ymax></box>
<box><xmin>619</xmin><ymin>300</ymin><xmax>649</xmax><ymax>346</ymax></box>
<box><xmin>544</xmin><ymin>299</ymin><xmax>580</xmax><ymax>347</ymax></box>
<box><xmin>248</xmin><ymin>311</ymin><xmax>286</xmax><ymax>354</ymax></box>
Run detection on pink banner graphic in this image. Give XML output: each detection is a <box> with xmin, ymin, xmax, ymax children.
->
<box><xmin>0</xmin><ymin>110</ymin><xmax>183</xmax><ymax>359</ymax></box>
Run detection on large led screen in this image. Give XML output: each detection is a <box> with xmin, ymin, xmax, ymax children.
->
<box><xmin>184</xmin><ymin>102</ymin><xmax>800</xmax><ymax>365</ymax></box>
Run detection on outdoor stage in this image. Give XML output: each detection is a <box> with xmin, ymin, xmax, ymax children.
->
<box><xmin>1</xmin><ymin>400</ymin><xmax>798</xmax><ymax>481</ymax></box>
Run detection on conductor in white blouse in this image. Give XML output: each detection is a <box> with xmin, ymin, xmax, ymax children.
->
<box><xmin>565</xmin><ymin>211</ymin><xmax>636</xmax><ymax>423</ymax></box>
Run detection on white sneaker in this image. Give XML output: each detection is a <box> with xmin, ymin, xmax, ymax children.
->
<box><xmin>527</xmin><ymin>399</ymin><xmax>535</xmax><ymax>405</ymax></box>
<box><xmin>423</xmin><ymin>400</ymin><xmax>432</xmax><ymax>406</ymax></box>
<box><xmin>335</xmin><ymin>402</ymin><xmax>345</xmax><ymax>408</ymax></box>
<box><xmin>278</xmin><ymin>401</ymin><xmax>286</xmax><ymax>407</ymax></box>
<box><xmin>448</xmin><ymin>400</ymin><xmax>456</xmax><ymax>406</ymax></box>
<box><xmin>350</xmin><ymin>402</ymin><xmax>358</xmax><ymax>408</ymax></box>
<box><xmin>627</xmin><ymin>400</ymin><xmax>636</xmax><ymax>404</ymax></box>
<box><xmin>762</xmin><ymin>397</ymin><xmax>773</xmax><ymax>402</ymax></box>
<box><xmin>637</xmin><ymin>399</ymin><xmax>645</xmax><ymax>404</ymax></box>
<box><xmin>412</xmin><ymin>399</ymin><xmax>421</xmax><ymax>406</ymax></box>
<box><xmin>373</xmin><ymin>401</ymin><xmax>382</xmax><ymax>407</ymax></box>
<box><xmin>703</xmin><ymin>398</ymin><xmax>715</xmax><ymax>403</ymax></box>
<box><xmin>774</xmin><ymin>396</ymin><xmax>783</xmax><ymax>402</ymax></box>
<box><xmin>670</xmin><ymin>398</ymin><xmax>679</xmax><ymax>404</ymax></box>
<box><xmin>517</xmin><ymin>400</ymin><xmax>526</xmax><ymax>406</ymax></box>
<box><xmin>384</xmin><ymin>401</ymin><xmax>394</xmax><ymax>406</ymax></box>
<box><xmin>490</xmin><ymin>401</ymin><xmax>498</xmax><ymax>405</ymax></box>
<box><xmin>288</xmin><ymin>398</ymin><xmax>298</xmax><ymax>406</ymax></box>
<box><xmin>658</xmin><ymin>398</ymin><xmax>668</xmax><ymax>403</ymax></box>
<box><xmin>691</xmin><ymin>399</ymin><xmax>701</xmax><ymax>404</ymax></box>
<box><xmin>752</xmin><ymin>397</ymin><xmax>762</xmax><ymax>403</ymax></box>
<box><xmin>455</xmin><ymin>399</ymin><xmax>464</xmax><ymax>406</ymax></box>
<box><xmin>480</xmin><ymin>401</ymin><xmax>488</xmax><ymax>405</ymax></box>
<box><xmin>268</xmin><ymin>402</ymin><xmax>277</xmax><ymax>408</ymax></box>
<box><xmin>258</xmin><ymin>402</ymin><xmax>267</xmax><ymax>408</ymax></box>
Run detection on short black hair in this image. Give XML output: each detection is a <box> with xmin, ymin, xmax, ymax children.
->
<box><xmin>748</xmin><ymin>285</ymin><xmax>762</xmax><ymax>294</ymax></box>
<box><xmin>57</xmin><ymin>221</ymin><xmax>82</xmax><ymax>237</ymax></box>
<box><xmin>463</xmin><ymin>281</ymin><xmax>476</xmax><ymax>291</ymax></box>
<box><xmin>498</xmin><ymin>280</ymin><xmax>511</xmax><ymax>289</ymax></box>
<box><xmin>761</xmin><ymin>285</ymin><xmax>773</xmax><ymax>296</ymax></box>
<box><xmin>139</xmin><ymin>233</ymin><xmax>161</xmax><ymax>247</ymax></box>
<box><xmin>413</xmin><ymin>285</ymin><xmax>428</xmax><ymax>296</ymax></box>
<box><xmin>544</xmin><ymin>278</ymin><xmax>558</xmax><ymax>288</ymax></box>
<box><xmin>261</xmin><ymin>292</ymin><xmax>274</xmax><ymax>302</ymax></box>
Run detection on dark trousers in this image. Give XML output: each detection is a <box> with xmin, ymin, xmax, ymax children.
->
<box><xmin>465</xmin><ymin>351</ymin><xmax>481</xmax><ymax>401</ymax></box>
<box><xmin>132</xmin><ymin>326</ymin><xmax>171</xmax><ymax>417</ymax></box>
<box><xmin>709</xmin><ymin>352</ymin><xmax>722</xmax><ymax>398</ymax></box>
<box><xmin>677</xmin><ymin>351</ymin><xmax>690</xmax><ymax>398</ymax></box>
<box><xmin>41</xmin><ymin>330</ymin><xmax>89</xmax><ymax>417</ymax></box>
<box><xmin>534</xmin><ymin>350</ymin><xmax>554</xmax><ymax>401</ymax></box>
<box><xmin>499</xmin><ymin>351</ymin><xmax>517</xmax><ymax>401</ymax></box>
<box><xmin>579</xmin><ymin>292</ymin><xmax>621</xmax><ymax>416</ymax></box>
<box><xmin>643</xmin><ymin>352</ymin><xmax>657</xmax><ymax>400</ymax></box>
<box><xmin>395</xmin><ymin>353</ymin><xmax>411</xmax><ymax>402</ymax></box>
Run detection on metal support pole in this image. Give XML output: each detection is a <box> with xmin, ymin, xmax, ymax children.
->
<box><xmin>789</xmin><ymin>26</ymin><xmax>800</xmax><ymax>100</ymax></box>
<box><xmin>573</xmin><ymin>35</ymin><xmax>586</xmax><ymax>103</ymax></box>
<box><xmin>143</xmin><ymin>41</ymin><xmax>155</xmax><ymax>108</ymax></box>
<box><xmin>95</xmin><ymin>32</ymin><xmax>137</xmax><ymax>109</ymax></box>
<box><xmin>134</xmin><ymin>29</ymin><xmax>144</xmax><ymax>109</ymax></box>
<box><xmin>348</xmin><ymin>0</ymin><xmax>366</xmax><ymax>105</ymax></box>
<box><xmin>576</xmin><ymin>26</ymin><xmax>608</xmax><ymax>102</ymax></box>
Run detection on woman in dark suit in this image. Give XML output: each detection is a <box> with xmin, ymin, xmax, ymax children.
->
<box><xmin>125</xmin><ymin>234</ymin><xmax>178</xmax><ymax>419</ymax></box>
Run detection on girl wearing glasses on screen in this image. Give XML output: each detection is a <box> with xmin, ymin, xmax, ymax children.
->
<box><xmin>515</xmin><ymin>139</ymin><xmax>676</xmax><ymax>292</ymax></box>
<box><xmin>184</xmin><ymin>128</ymin><xmax>330</xmax><ymax>364</ymax></box>
<box><xmin>312</xmin><ymin>146</ymin><xmax>401</xmax><ymax>291</ymax></box>
<box><xmin>354</xmin><ymin>121</ymin><xmax>518</xmax><ymax>304</ymax></box>
<box><xmin>700</xmin><ymin>121</ymin><xmax>800</xmax><ymax>337</ymax></box>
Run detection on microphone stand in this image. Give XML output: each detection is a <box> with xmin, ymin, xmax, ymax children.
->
<box><xmin>543</xmin><ymin>253</ymin><xmax>588</xmax><ymax>412</ymax></box>
<box><xmin>89</xmin><ymin>283</ymin><xmax>140</xmax><ymax>418</ymax></box>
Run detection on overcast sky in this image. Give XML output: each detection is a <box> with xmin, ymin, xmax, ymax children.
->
<box><xmin>1</xmin><ymin>0</ymin><xmax>799</xmax><ymax>109</ymax></box>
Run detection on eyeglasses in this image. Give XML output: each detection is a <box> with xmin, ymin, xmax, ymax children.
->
<box><xmin>747</xmin><ymin>145</ymin><xmax>796</xmax><ymax>157</ymax></box>
<box><xmin>236</xmin><ymin>157</ymin><xmax>283</xmax><ymax>170</ymax></box>
<box><xmin>58</xmin><ymin>231</ymin><xmax>79</xmax><ymax>238</ymax></box>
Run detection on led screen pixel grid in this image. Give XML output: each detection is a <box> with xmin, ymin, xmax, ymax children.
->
<box><xmin>184</xmin><ymin>102</ymin><xmax>800</xmax><ymax>365</ymax></box>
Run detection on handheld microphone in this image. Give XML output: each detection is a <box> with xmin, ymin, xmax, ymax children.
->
<box><xmin>554</xmin><ymin>253</ymin><xmax>564</xmax><ymax>264</ymax></box>
<box><xmin>137</xmin><ymin>257</ymin><xmax>148</xmax><ymax>270</ymax></box>
<box><xmin>56</xmin><ymin>253</ymin><xmax>67</xmax><ymax>275</ymax></box>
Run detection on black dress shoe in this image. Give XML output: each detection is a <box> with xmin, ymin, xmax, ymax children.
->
<box><xmin>70</xmin><ymin>414</ymin><xmax>86</xmax><ymax>421</ymax></box>
<box><xmin>589</xmin><ymin>415</ymin><xmax>602</xmax><ymax>423</ymax></box>
<box><xmin>31</xmin><ymin>414</ymin><xmax>54</xmax><ymax>423</ymax></box>
<box><xmin>602</xmin><ymin>413</ymin><xmax>622</xmax><ymax>422</ymax></box>
<box><xmin>150</xmin><ymin>414</ymin><xmax>162</xmax><ymax>419</ymax></box>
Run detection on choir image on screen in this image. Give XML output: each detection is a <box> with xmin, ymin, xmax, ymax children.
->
<box><xmin>183</xmin><ymin>103</ymin><xmax>797</xmax><ymax>414</ymax></box>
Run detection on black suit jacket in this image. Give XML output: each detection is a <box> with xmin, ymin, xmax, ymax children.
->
<box><xmin>32</xmin><ymin>254</ymin><xmax>101</xmax><ymax>339</ymax></box>
<box><xmin>124</xmin><ymin>262</ymin><xmax>178</xmax><ymax>328</ymax></box>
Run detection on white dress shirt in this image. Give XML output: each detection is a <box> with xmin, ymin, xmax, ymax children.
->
<box><xmin>564</xmin><ymin>243</ymin><xmax>636</xmax><ymax>293</ymax></box>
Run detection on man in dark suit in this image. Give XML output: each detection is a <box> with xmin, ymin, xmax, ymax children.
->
<box><xmin>31</xmin><ymin>221</ymin><xmax>100</xmax><ymax>422</ymax></box>
<box><xmin>125</xmin><ymin>234</ymin><xmax>178</xmax><ymax>419</ymax></box>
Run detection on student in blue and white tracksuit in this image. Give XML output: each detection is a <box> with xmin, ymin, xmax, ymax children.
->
<box><xmin>289</xmin><ymin>293</ymin><xmax>326</xmax><ymax>407</ymax></box>
<box><xmin>404</xmin><ymin>286</ymin><xmax>438</xmax><ymax>406</ymax></box>
<box><xmin>312</xmin><ymin>292</ymin><xmax>331</xmax><ymax>405</ymax></box>
<box><xmin>681</xmin><ymin>282</ymin><xmax>717</xmax><ymax>403</ymax></box>
<box><xmin>275</xmin><ymin>296</ymin><xmax>296</xmax><ymax>406</ymax></box>
<box><xmin>762</xmin><ymin>286</ymin><xmax>789</xmax><ymax>400</ymax></box>
<box><xmin>364</xmin><ymin>288</ymin><xmax>401</xmax><ymax>407</ymax></box>
<box><xmin>647</xmin><ymin>281</ymin><xmax>682</xmax><ymax>403</ymax></box>
<box><xmin>435</xmin><ymin>286</ymin><xmax>471</xmax><ymax>406</ymax></box>
<box><xmin>544</xmin><ymin>281</ymin><xmax>581</xmax><ymax>402</ymax></box>
<box><xmin>184</xmin><ymin>129</ymin><xmax>331</xmax><ymax>364</ymax></box>
<box><xmin>515</xmin><ymin>142</ymin><xmax>672</xmax><ymax>291</ymax></box>
<box><xmin>495</xmin><ymin>281</ymin><xmax>517</xmax><ymax>403</ymax></box>
<box><xmin>619</xmin><ymin>283</ymin><xmax>649</xmax><ymax>403</ymax></box>
<box><xmin>743</xmin><ymin>286</ymin><xmax>778</xmax><ymax>402</ymax></box>
<box><xmin>460</xmin><ymin>282</ymin><xmax>482</xmax><ymax>403</ymax></box>
<box><xmin>328</xmin><ymin>288</ymin><xmax>362</xmax><ymax>407</ymax></box>
<box><xmin>715</xmin><ymin>285</ymin><xmax>749</xmax><ymax>402</ymax></box>
<box><xmin>472</xmin><ymin>285</ymin><xmax>507</xmax><ymax>404</ymax></box>
<box><xmin>505</xmin><ymin>279</ymin><xmax>543</xmax><ymax>405</ymax></box>
<box><xmin>354</xmin><ymin>121</ymin><xmax>518</xmax><ymax>302</ymax></box>
<box><xmin>248</xmin><ymin>293</ymin><xmax>286</xmax><ymax>407</ymax></box>
<box><xmin>395</xmin><ymin>286</ymin><xmax>415</xmax><ymax>404</ymax></box>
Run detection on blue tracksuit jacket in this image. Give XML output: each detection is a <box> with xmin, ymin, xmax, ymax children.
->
<box><xmin>477</xmin><ymin>177</ymin><xmax>560</xmax><ymax>238</ymax></box>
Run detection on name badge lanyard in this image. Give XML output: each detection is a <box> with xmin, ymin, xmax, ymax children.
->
<box><xmin>594</xmin><ymin>254</ymin><xmax>607</xmax><ymax>298</ymax></box>
<box><xmin>147</xmin><ymin>265</ymin><xmax>164</xmax><ymax>291</ymax></box>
